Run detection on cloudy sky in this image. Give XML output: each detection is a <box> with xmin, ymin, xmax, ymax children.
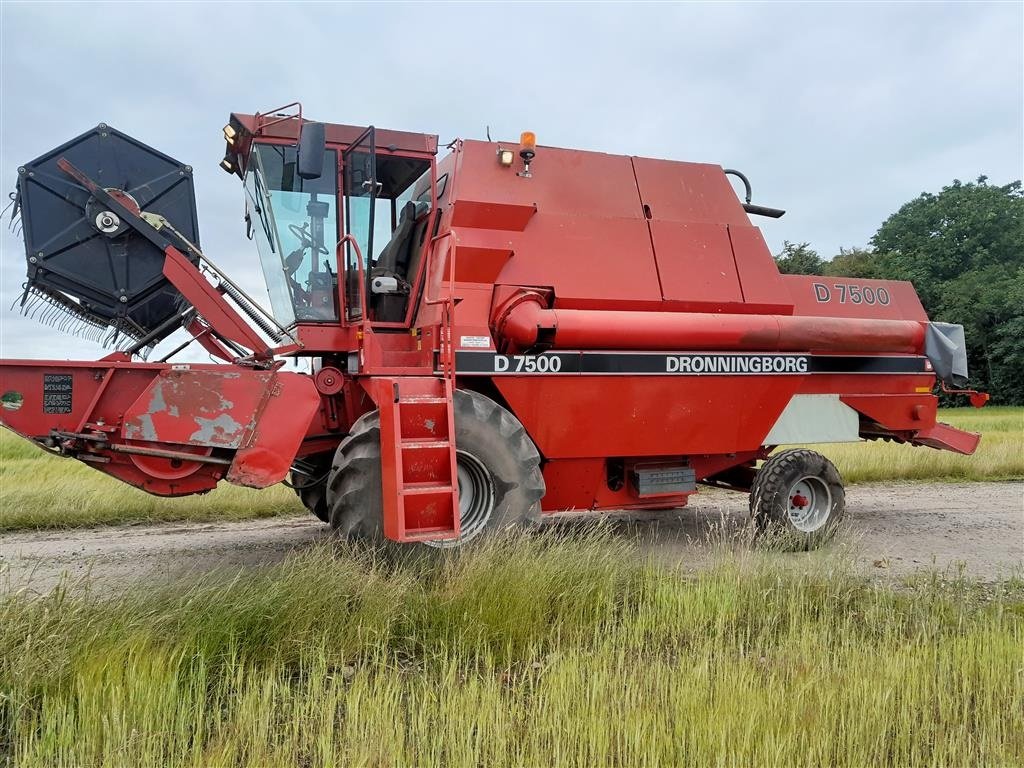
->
<box><xmin>1</xmin><ymin>1</ymin><xmax>1020</xmax><ymax>361</ymax></box>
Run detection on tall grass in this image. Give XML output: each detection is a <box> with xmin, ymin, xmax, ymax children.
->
<box><xmin>1</xmin><ymin>533</ymin><xmax>1022</xmax><ymax>766</ymax></box>
<box><xmin>805</xmin><ymin>406</ymin><xmax>1023</xmax><ymax>483</ymax></box>
<box><xmin>0</xmin><ymin>431</ymin><xmax>301</xmax><ymax>531</ymax></box>
<box><xmin>1</xmin><ymin>407</ymin><xmax>1020</xmax><ymax>532</ymax></box>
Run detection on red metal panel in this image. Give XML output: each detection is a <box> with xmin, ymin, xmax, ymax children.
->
<box><xmin>228</xmin><ymin>372</ymin><xmax>321</xmax><ymax>487</ymax></box>
<box><xmin>450</xmin><ymin>284</ymin><xmax>499</xmax><ymax>350</ymax></box>
<box><xmin>540</xmin><ymin>457</ymin><xmax>695</xmax><ymax>512</ymax></box>
<box><xmin>0</xmin><ymin>360</ymin><xmax>318</xmax><ymax>494</ymax></box>
<box><xmin>631</xmin><ymin>157</ymin><xmax>750</xmax><ymax>226</ymax></box>
<box><xmin>797</xmin><ymin>373</ymin><xmax>936</xmax><ymax>396</ymax></box>
<box><xmin>841</xmin><ymin>393</ymin><xmax>937</xmax><ymax>431</ymax></box>
<box><xmin>727</xmin><ymin>226</ymin><xmax>795</xmax><ymax>312</ymax></box>
<box><xmin>123</xmin><ymin>369</ymin><xmax>275</xmax><ymax>448</ymax></box>
<box><xmin>649</xmin><ymin>221</ymin><xmax>744</xmax><ymax>305</ymax></box>
<box><xmin>455</xmin><ymin>140</ymin><xmax>644</xmax><ymax>220</ymax></box>
<box><xmin>452</xmin><ymin>242</ymin><xmax>514</xmax><ymax>284</ymax></box>
<box><xmin>540</xmin><ymin>458</ymin><xmax>606</xmax><ymax>511</ymax></box>
<box><xmin>783</xmin><ymin>275</ymin><xmax>928</xmax><ymax>321</ymax></box>
<box><xmin>494</xmin><ymin>215</ymin><xmax>663</xmax><ymax>304</ymax></box>
<box><xmin>0</xmin><ymin>360</ymin><xmax>152</xmax><ymax>440</ymax></box>
<box><xmin>911</xmin><ymin>422</ymin><xmax>981</xmax><ymax>455</ymax></box>
<box><xmin>495</xmin><ymin>376</ymin><xmax>799</xmax><ymax>458</ymax></box>
<box><xmin>451</xmin><ymin>200</ymin><xmax>536</xmax><ymax>231</ymax></box>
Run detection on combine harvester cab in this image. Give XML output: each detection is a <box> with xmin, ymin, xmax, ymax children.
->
<box><xmin>0</xmin><ymin>110</ymin><xmax>988</xmax><ymax>546</ymax></box>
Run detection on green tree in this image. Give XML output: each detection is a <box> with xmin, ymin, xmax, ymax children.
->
<box><xmin>774</xmin><ymin>241</ymin><xmax>824</xmax><ymax>275</ymax></box>
<box><xmin>824</xmin><ymin>247</ymin><xmax>882</xmax><ymax>278</ymax></box>
<box><xmin>871</xmin><ymin>177</ymin><xmax>1024</xmax><ymax>404</ymax></box>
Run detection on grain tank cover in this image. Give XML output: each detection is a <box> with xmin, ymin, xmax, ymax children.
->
<box><xmin>13</xmin><ymin>124</ymin><xmax>201</xmax><ymax>349</ymax></box>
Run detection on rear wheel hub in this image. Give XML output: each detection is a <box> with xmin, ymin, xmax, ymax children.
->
<box><xmin>787</xmin><ymin>476</ymin><xmax>831</xmax><ymax>533</ymax></box>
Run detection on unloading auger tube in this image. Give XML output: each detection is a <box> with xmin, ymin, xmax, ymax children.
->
<box><xmin>493</xmin><ymin>291</ymin><xmax>926</xmax><ymax>354</ymax></box>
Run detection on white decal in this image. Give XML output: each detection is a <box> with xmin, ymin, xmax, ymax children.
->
<box><xmin>812</xmin><ymin>282</ymin><xmax>891</xmax><ymax>306</ymax></box>
<box><xmin>665</xmin><ymin>355</ymin><xmax>808</xmax><ymax>374</ymax></box>
<box><xmin>460</xmin><ymin>335</ymin><xmax>491</xmax><ymax>349</ymax></box>
<box><xmin>493</xmin><ymin>355</ymin><xmax>563</xmax><ymax>373</ymax></box>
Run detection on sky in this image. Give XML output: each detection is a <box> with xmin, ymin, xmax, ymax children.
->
<box><xmin>0</xmin><ymin>1</ymin><xmax>1021</xmax><ymax>361</ymax></box>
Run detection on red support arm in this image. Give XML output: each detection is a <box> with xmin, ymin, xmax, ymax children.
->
<box><xmin>162</xmin><ymin>246</ymin><xmax>272</xmax><ymax>359</ymax></box>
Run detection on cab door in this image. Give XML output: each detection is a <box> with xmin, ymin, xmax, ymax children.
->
<box><xmin>342</xmin><ymin>127</ymin><xmax>378</xmax><ymax>322</ymax></box>
<box><xmin>342</xmin><ymin>127</ymin><xmax>436</xmax><ymax>326</ymax></box>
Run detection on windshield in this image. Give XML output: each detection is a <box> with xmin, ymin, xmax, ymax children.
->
<box><xmin>244</xmin><ymin>143</ymin><xmax>338</xmax><ymax>325</ymax></box>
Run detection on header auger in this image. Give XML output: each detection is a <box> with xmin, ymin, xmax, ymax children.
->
<box><xmin>1</xmin><ymin>104</ymin><xmax>987</xmax><ymax>547</ymax></box>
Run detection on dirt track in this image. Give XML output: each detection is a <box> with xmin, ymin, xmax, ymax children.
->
<box><xmin>1</xmin><ymin>482</ymin><xmax>1021</xmax><ymax>592</ymax></box>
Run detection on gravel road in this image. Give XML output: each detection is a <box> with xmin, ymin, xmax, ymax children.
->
<box><xmin>1</xmin><ymin>482</ymin><xmax>1021</xmax><ymax>592</ymax></box>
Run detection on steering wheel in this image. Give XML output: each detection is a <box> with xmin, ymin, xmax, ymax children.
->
<box><xmin>288</xmin><ymin>222</ymin><xmax>329</xmax><ymax>255</ymax></box>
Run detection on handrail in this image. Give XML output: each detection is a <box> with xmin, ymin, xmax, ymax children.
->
<box><xmin>428</xmin><ymin>236</ymin><xmax>458</xmax><ymax>381</ymax></box>
<box><xmin>253</xmin><ymin>102</ymin><xmax>303</xmax><ymax>134</ymax></box>
<box><xmin>338</xmin><ymin>235</ymin><xmax>368</xmax><ymax>330</ymax></box>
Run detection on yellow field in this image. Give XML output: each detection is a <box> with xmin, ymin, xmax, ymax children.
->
<box><xmin>1</xmin><ymin>534</ymin><xmax>1021</xmax><ymax>766</ymax></box>
<box><xmin>0</xmin><ymin>407</ymin><xmax>1019</xmax><ymax>532</ymax></box>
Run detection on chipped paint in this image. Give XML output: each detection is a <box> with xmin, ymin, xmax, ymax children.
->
<box><xmin>124</xmin><ymin>380</ymin><xmax>168</xmax><ymax>441</ymax></box>
<box><xmin>190</xmin><ymin>413</ymin><xmax>243</xmax><ymax>445</ymax></box>
<box><xmin>424</xmin><ymin>418</ymin><xmax>436</xmax><ymax>433</ymax></box>
<box><xmin>126</xmin><ymin>412</ymin><xmax>158</xmax><ymax>442</ymax></box>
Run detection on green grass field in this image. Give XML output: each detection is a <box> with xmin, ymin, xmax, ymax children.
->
<box><xmin>0</xmin><ymin>407</ymin><xmax>1020</xmax><ymax>532</ymax></box>
<box><xmin>798</xmin><ymin>406</ymin><xmax>1023</xmax><ymax>483</ymax></box>
<box><xmin>1</xmin><ymin>534</ymin><xmax>1021</xmax><ymax>766</ymax></box>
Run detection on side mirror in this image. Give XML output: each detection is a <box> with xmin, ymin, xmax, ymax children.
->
<box><xmin>297</xmin><ymin>122</ymin><xmax>326</xmax><ymax>180</ymax></box>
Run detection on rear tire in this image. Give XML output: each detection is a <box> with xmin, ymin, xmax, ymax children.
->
<box><xmin>326</xmin><ymin>389</ymin><xmax>545</xmax><ymax>546</ymax></box>
<box><xmin>749</xmin><ymin>448</ymin><xmax>845</xmax><ymax>549</ymax></box>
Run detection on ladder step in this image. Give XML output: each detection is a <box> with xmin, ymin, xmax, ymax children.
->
<box><xmin>401</xmin><ymin>439</ymin><xmax>450</xmax><ymax>449</ymax></box>
<box><xmin>402</xmin><ymin>481</ymin><xmax>455</xmax><ymax>496</ymax></box>
<box><xmin>402</xmin><ymin>527</ymin><xmax>460</xmax><ymax>541</ymax></box>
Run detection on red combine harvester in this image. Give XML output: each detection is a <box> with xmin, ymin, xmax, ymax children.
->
<box><xmin>1</xmin><ymin>105</ymin><xmax>987</xmax><ymax>547</ymax></box>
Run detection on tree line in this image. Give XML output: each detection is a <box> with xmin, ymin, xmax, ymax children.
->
<box><xmin>774</xmin><ymin>177</ymin><xmax>1023</xmax><ymax>405</ymax></box>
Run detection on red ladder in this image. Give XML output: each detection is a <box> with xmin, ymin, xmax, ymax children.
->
<box><xmin>375</xmin><ymin>238</ymin><xmax>461</xmax><ymax>543</ymax></box>
<box><xmin>375</xmin><ymin>374</ymin><xmax>460</xmax><ymax>542</ymax></box>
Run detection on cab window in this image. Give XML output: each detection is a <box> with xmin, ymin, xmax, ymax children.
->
<box><xmin>245</xmin><ymin>143</ymin><xmax>339</xmax><ymax>325</ymax></box>
<box><xmin>344</xmin><ymin>151</ymin><xmax>432</xmax><ymax>322</ymax></box>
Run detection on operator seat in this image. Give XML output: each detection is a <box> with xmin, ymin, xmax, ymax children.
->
<box><xmin>370</xmin><ymin>200</ymin><xmax>430</xmax><ymax>321</ymax></box>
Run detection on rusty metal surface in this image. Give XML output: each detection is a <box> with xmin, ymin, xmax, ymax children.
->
<box><xmin>123</xmin><ymin>368</ymin><xmax>273</xmax><ymax>449</ymax></box>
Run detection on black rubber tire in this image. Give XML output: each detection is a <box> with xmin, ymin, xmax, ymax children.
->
<box><xmin>749</xmin><ymin>448</ymin><xmax>845</xmax><ymax>549</ymax></box>
<box><xmin>290</xmin><ymin>470</ymin><xmax>329</xmax><ymax>523</ymax></box>
<box><xmin>325</xmin><ymin>389</ymin><xmax>545</xmax><ymax>545</ymax></box>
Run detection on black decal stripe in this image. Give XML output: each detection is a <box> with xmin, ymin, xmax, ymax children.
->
<box><xmin>450</xmin><ymin>351</ymin><xmax>928</xmax><ymax>376</ymax></box>
<box><xmin>807</xmin><ymin>356</ymin><xmax>928</xmax><ymax>374</ymax></box>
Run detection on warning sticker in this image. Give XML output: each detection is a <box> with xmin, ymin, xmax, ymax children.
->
<box><xmin>459</xmin><ymin>335</ymin><xmax>492</xmax><ymax>349</ymax></box>
<box><xmin>42</xmin><ymin>373</ymin><xmax>73</xmax><ymax>414</ymax></box>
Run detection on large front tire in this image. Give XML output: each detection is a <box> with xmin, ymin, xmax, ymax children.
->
<box><xmin>749</xmin><ymin>448</ymin><xmax>845</xmax><ymax>549</ymax></box>
<box><xmin>326</xmin><ymin>389</ymin><xmax>545</xmax><ymax>546</ymax></box>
